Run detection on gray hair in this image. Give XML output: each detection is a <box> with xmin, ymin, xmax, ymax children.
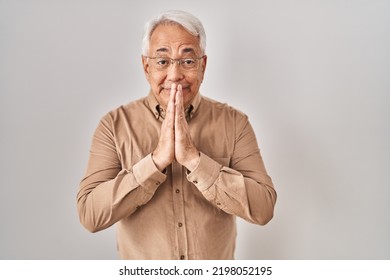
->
<box><xmin>142</xmin><ymin>10</ymin><xmax>206</xmax><ymax>55</ymax></box>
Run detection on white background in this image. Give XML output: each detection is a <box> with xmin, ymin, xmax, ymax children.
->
<box><xmin>1</xmin><ymin>0</ymin><xmax>389</xmax><ymax>259</ymax></box>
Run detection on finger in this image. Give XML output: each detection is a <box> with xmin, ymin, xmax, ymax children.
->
<box><xmin>175</xmin><ymin>85</ymin><xmax>185</xmax><ymax>121</ymax></box>
<box><xmin>177</xmin><ymin>84</ymin><xmax>182</xmax><ymax>95</ymax></box>
<box><xmin>170</xmin><ymin>83</ymin><xmax>177</xmax><ymax>97</ymax></box>
<box><xmin>164</xmin><ymin>83</ymin><xmax>176</xmax><ymax>127</ymax></box>
<box><xmin>175</xmin><ymin>84</ymin><xmax>183</xmax><ymax>107</ymax></box>
<box><xmin>167</xmin><ymin>83</ymin><xmax>176</xmax><ymax>112</ymax></box>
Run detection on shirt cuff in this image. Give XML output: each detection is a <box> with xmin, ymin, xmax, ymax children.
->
<box><xmin>187</xmin><ymin>152</ymin><xmax>221</xmax><ymax>192</ymax></box>
<box><xmin>133</xmin><ymin>153</ymin><xmax>167</xmax><ymax>194</ymax></box>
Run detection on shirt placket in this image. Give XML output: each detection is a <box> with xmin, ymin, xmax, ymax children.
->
<box><xmin>171</xmin><ymin>161</ymin><xmax>188</xmax><ymax>260</ymax></box>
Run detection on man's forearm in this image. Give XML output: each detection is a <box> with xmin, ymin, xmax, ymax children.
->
<box><xmin>187</xmin><ymin>152</ymin><xmax>276</xmax><ymax>225</ymax></box>
<box><xmin>77</xmin><ymin>153</ymin><xmax>166</xmax><ymax>233</ymax></box>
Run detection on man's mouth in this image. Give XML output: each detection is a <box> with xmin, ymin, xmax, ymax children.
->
<box><xmin>162</xmin><ymin>85</ymin><xmax>190</xmax><ymax>92</ymax></box>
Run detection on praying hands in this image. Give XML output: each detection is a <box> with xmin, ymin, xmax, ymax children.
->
<box><xmin>152</xmin><ymin>83</ymin><xmax>200</xmax><ymax>172</ymax></box>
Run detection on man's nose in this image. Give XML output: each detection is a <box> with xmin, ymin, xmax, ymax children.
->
<box><xmin>166</xmin><ymin>62</ymin><xmax>184</xmax><ymax>81</ymax></box>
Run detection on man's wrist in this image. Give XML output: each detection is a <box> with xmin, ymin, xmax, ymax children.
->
<box><xmin>152</xmin><ymin>152</ymin><xmax>168</xmax><ymax>172</ymax></box>
<box><xmin>183</xmin><ymin>152</ymin><xmax>200</xmax><ymax>172</ymax></box>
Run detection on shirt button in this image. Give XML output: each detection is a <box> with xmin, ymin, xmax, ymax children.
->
<box><xmin>216</xmin><ymin>202</ymin><xmax>221</xmax><ymax>206</ymax></box>
<box><xmin>180</xmin><ymin>255</ymin><xmax>185</xmax><ymax>260</ymax></box>
<box><xmin>192</xmin><ymin>180</ymin><xmax>198</xmax><ymax>184</ymax></box>
<box><xmin>175</xmin><ymin>189</ymin><xmax>180</xmax><ymax>193</ymax></box>
<box><xmin>178</xmin><ymin>222</ymin><xmax>183</xmax><ymax>227</ymax></box>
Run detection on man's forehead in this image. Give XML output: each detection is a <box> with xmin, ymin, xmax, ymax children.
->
<box><xmin>149</xmin><ymin>24</ymin><xmax>201</xmax><ymax>55</ymax></box>
<box><xmin>154</xmin><ymin>47</ymin><xmax>196</xmax><ymax>55</ymax></box>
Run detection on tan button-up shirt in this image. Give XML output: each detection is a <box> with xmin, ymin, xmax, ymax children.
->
<box><xmin>77</xmin><ymin>92</ymin><xmax>277</xmax><ymax>260</ymax></box>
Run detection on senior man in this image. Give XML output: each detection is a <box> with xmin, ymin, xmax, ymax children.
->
<box><xmin>77</xmin><ymin>10</ymin><xmax>276</xmax><ymax>260</ymax></box>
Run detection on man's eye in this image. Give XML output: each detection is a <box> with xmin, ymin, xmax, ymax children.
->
<box><xmin>157</xmin><ymin>59</ymin><xmax>169</xmax><ymax>65</ymax></box>
<box><xmin>182</xmin><ymin>59</ymin><xmax>195</xmax><ymax>65</ymax></box>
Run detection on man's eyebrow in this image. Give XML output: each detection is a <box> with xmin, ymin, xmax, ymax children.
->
<box><xmin>182</xmin><ymin>48</ymin><xmax>195</xmax><ymax>54</ymax></box>
<box><xmin>155</xmin><ymin>47</ymin><xmax>169</xmax><ymax>53</ymax></box>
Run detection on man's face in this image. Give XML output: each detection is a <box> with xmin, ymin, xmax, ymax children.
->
<box><xmin>142</xmin><ymin>23</ymin><xmax>207</xmax><ymax>109</ymax></box>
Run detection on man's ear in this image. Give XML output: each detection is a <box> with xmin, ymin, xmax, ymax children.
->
<box><xmin>200</xmin><ymin>55</ymin><xmax>207</xmax><ymax>82</ymax></box>
<box><xmin>141</xmin><ymin>55</ymin><xmax>150</xmax><ymax>81</ymax></box>
<box><xmin>201</xmin><ymin>55</ymin><xmax>207</xmax><ymax>72</ymax></box>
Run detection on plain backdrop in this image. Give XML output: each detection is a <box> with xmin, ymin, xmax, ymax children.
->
<box><xmin>1</xmin><ymin>0</ymin><xmax>389</xmax><ymax>259</ymax></box>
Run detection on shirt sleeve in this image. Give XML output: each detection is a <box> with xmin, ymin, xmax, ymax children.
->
<box><xmin>187</xmin><ymin>114</ymin><xmax>277</xmax><ymax>225</ymax></box>
<box><xmin>76</xmin><ymin>115</ymin><xmax>167</xmax><ymax>233</ymax></box>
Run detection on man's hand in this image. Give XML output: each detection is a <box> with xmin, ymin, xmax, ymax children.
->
<box><xmin>152</xmin><ymin>84</ymin><xmax>176</xmax><ymax>171</ymax></box>
<box><xmin>152</xmin><ymin>84</ymin><xmax>200</xmax><ymax>172</ymax></box>
<box><xmin>174</xmin><ymin>84</ymin><xmax>200</xmax><ymax>171</ymax></box>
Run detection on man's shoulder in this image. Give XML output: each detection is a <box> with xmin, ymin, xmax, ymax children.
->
<box><xmin>199</xmin><ymin>95</ymin><xmax>247</xmax><ymax>119</ymax></box>
<box><xmin>103</xmin><ymin>96</ymin><xmax>149</xmax><ymax>120</ymax></box>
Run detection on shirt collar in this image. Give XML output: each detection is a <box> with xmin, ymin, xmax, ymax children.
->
<box><xmin>146</xmin><ymin>91</ymin><xmax>201</xmax><ymax>122</ymax></box>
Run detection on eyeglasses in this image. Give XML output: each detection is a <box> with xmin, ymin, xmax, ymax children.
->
<box><xmin>146</xmin><ymin>56</ymin><xmax>204</xmax><ymax>71</ymax></box>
